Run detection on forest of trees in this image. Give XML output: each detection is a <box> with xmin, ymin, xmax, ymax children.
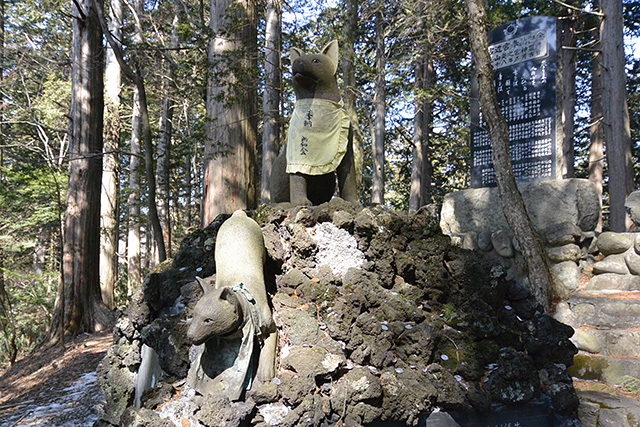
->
<box><xmin>0</xmin><ymin>0</ymin><xmax>639</xmax><ymax>363</ymax></box>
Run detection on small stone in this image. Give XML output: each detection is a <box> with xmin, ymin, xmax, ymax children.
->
<box><xmin>491</xmin><ymin>229</ymin><xmax>514</xmax><ymax>258</ymax></box>
<box><xmin>570</xmin><ymin>328</ymin><xmax>601</xmax><ymax>354</ymax></box>
<box><xmin>332</xmin><ymin>210</ymin><xmax>354</xmax><ymax>229</ymax></box>
<box><xmin>294</xmin><ymin>207</ymin><xmax>316</xmax><ymax>226</ymax></box>
<box><xmin>552</xmin><ymin>261</ymin><xmax>582</xmax><ymax>293</ymax></box>
<box><xmin>204</xmin><ymin>237</ymin><xmax>215</xmax><ymax>251</ymax></box>
<box><xmin>547</xmin><ymin>244</ymin><xmax>582</xmax><ymax>263</ymax></box>
<box><xmin>635</xmin><ymin>235</ymin><xmax>640</xmax><ymax>255</ymax></box>
<box><xmin>512</xmin><ymin>236</ymin><xmax>521</xmax><ymax>253</ymax></box>
<box><xmin>462</xmin><ymin>232</ymin><xmax>478</xmax><ymax>250</ymax></box>
<box><xmin>478</xmin><ymin>230</ymin><xmax>493</xmax><ymax>252</ymax></box>
<box><xmin>625</xmin><ymin>253</ymin><xmax>640</xmax><ymax>275</ymax></box>
<box><xmin>625</xmin><ymin>190</ymin><xmax>640</xmax><ymax>226</ymax></box>
<box><xmin>597</xmin><ymin>232</ymin><xmax>632</xmax><ymax>255</ymax></box>
<box><xmin>542</xmin><ymin>222</ymin><xmax>581</xmax><ymax>246</ymax></box>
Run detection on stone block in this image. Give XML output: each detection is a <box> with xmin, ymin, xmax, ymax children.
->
<box><xmin>570</xmin><ymin>327</ymin><xmax>640</xmax><ymax>357</ymax></box>
<box><xmin>440</xmin><ymin>179</ymin><xmax>600</xmax><ymax>236</ymax></box>
<box><xmin>586</xmin><ymin>273</ymin><xmax>640</xmax><ymax>292</ymax></box>
<box><xmin>558</xmin><ymin>295</ymin><xmax>640</xmax><ymax>329</ymax></box>
<box><xmin>570</xmin><ymin>352</ymin><xmax>640</xmax><ymax>384</ymax></box>
<box><xmin>592</xmin><ymin>328</ymin><xmax>640</xmax><ymax>357</ymax></box>
<box><xmin>577</xmin><ymin>399</ymin><xmax>599</xmax><ymax>427</ymax></box>
<box><xmin>579</xmin><ymin>390</ymin><xmax>640</xmax><ymax>427</ymax></box>
<box><xmin>599</xmin><ymin>408</ymin><xmax>630</xmax><ymax>427</ymax></box>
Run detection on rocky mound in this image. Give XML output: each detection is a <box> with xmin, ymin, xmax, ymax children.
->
<box><xmin>95</xmin><ymin>200</ymin><xmax>580</xmax><ymax>427</ymax></box>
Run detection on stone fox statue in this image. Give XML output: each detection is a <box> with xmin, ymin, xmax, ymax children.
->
<box><xmin>187</xmin><ymin>210</ymin><xmax>277</xmax><ymax>400</ymax></box>
<box><xmin>270</xmin><ymin>40</ymin><xmax>359</xmax><ymax>206</ymax></box>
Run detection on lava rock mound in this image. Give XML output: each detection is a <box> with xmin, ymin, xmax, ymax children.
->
<box><xmin>95</xmin><ymin>200</ymin><xmax>579</xmax><ymax>427</ymax></box>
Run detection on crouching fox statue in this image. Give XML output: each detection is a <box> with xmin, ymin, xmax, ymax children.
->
<box><xmin>270</xmin><ymin>40</ymin><xmax>359</xmax><ymax>206</ymax></box>
<box><xmin>186</xmin><ymin>210</ymin><xmax>277</xmax><ymax>400</ymax></box>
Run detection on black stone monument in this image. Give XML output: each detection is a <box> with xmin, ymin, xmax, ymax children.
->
<box><xmin>470</xmin><ymin>16</ymin><xmax>560</xmax><ymax>188</ymax></box>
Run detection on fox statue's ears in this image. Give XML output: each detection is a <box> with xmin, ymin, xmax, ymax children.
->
<box><xmin>290</xmin><ymin>47</ymin><xmax>304</xmax><ymax>63</ymax></box>
<box><xmin>321</xmin><ymin>40</ymin><xmax>339</xmax><ymax>74</ymax></box>
<box><xmin>289</xmin><ymin>40</ymin><xmax>339</xmax><ymax>75</ymax></box>
<box><xmin>196</xmin><ymin>276</ymin><xmax>216</xmax><ymax>295</ymax></box>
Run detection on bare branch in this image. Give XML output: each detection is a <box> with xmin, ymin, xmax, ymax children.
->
<box><xmin>552</xmin><ymin>0</ymin><xmax>603</xmax><ymax>16</ymax></box>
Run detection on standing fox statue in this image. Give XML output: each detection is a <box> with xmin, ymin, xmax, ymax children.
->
<box><xmin>186</xmin><ymin>210</ymin><xmax>277</xmax><ymax>400</ymax></box>
<box><xmin>270</xmin><ymin>40</ymin><xmax>359</xmax><ymax>206</ymax></box>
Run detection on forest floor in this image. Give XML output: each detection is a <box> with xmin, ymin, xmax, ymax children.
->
<box><xmin>0</xmin><ymin>329</ymin><xmax>638</xmax><ymax>426</ymax></box>
<box><xmin>0</xmin><ymin>331</ymin><xmax>111</xmax><ymax>426</ymax></box>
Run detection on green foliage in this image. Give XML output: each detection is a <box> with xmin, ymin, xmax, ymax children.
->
<box><xmin>0</xmin><ymin>270</ymin><xmax>57</xmax><ymax>367</ymax></box>
<box><xmin>618</xmin><ymin>375</ymin><xmax>640</xmax><ymax>393</ymax></box>
<box><xmin>1</xmin><ymin>0</ymin><xmax>639</xmax><ymax>362</ymax></box>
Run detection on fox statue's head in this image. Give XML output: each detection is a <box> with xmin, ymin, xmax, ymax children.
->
<box><xmin>187</xmin><ymin>279</ymin><xmax>242</xmax><ymax>346</ymax></box>
<box><xmin>290</xmin><ymin>40</ymin><xmax>341</xmax><ymax>102</ymax></box>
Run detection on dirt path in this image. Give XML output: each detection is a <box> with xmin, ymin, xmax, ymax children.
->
<box><xmin>0</xmin><ymin>331</ymin><xmax>112</xmax><ymax>426</ymax></box>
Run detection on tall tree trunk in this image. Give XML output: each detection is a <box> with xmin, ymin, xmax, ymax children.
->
<box><xmin>127</xmin><ymin>5</ymin><xmax>143</xmax><ymax>292</ymax></box>
<box><xmin>156</xmin><ymin>6</ymin><xmax>180</xmax><ymax>259</ymax></box>
<box><xmin>419</xmin><ymin>54</ymin><xmax>433</xmax><ymax>206</ymax></box>
<box><xmin>409</xmin><ymin>55</ymin><xmax>424</xmax><ymax>214</ymax></box>
<box><xmin>185</xmin><ymin>142</ymin><xmax>193</xmax><ymax>226</ymax></box>
<box><xmin>99</xmin><ymin>0</ymin><xmax>122</xmax><ymax>309</ymax></box>
<box><xmin>409</xmin><ymin>50</ymin><xmax>433</xmax><ymax>214</ymax></box>
<box><xmin>50</xmin><ymin>0</ymin><xmax>112</xmax><ymax>338</ymax></box>
<box><xmin>341</xmin><ymin>0</ymin><xmax>363</xmax><ymax>193</ymax></box>
<box><xmin>95</xmin><ymin>0</ymin><xmax>167</xmax><ymax>268</ymax></box>
<box><xmin>601</xmin><ymin>0</ymin><xmax>633</xmax><ymax>231</ymax></box>
<box><xmin>465</xmin><ymin>0</ymin><xmax>556</xmax><ymax>309</ymax></box>
<box><xmin>260</xmin><ymin>0</ymin><xmax>281</xmax><ymax>204</ymax></box>
<box><xmin>560</xmin><ymin>14</ymin><xmax>577</xmax><ymax>178</ymax></box>
<box><xmin>202</xmin><ymin>0</ymin><xmax>258</xmax><ymax>226</ymax></box>
<box><xmin>371</xmin><ymin>7</ymin><xmax>385</xmax><ymax>205</ymax></box>
<box><xmin>589</xmin><ymin>46</ymin><xmax>604</xmax><ymax>232</ymax></box>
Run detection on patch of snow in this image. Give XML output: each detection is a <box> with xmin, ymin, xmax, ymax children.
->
<box><xmin>3</xmin><ymin>371</ymin><xmax>104</xmax><ymax>427</ymax></box>
<box><xmin>157</xmin><ymin>396</ymin><xmax>200</xmax><ymax>427</ymax></box>
<box><xmin>259</xmin><ymin>402</ymin><xmax>290</xmax><ymax>425</ymax></box>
